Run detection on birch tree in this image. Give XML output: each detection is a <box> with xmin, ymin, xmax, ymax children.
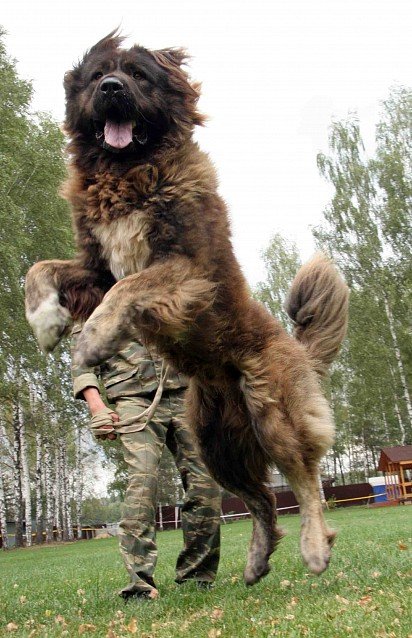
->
<box><xmin>0</xmin><ymin>29</ymin><xmax>95</xmax><ymax>545</ymax></box>
<box><xmin>0</xmin><ymin>469</ymin><xmax>8</xmax><ymax>549</ymax></box>
<box><xmin>314</xmin><ymin>87</ymin><xmax>412</xmax><ymax>469</ymax></box>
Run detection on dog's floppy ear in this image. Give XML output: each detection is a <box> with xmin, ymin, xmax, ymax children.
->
<box><xmin>154</xmin><ymin>47</ymin><xmax>188</xmax><ymax>68</ymax></box>
<box><xmin>151</xmin><ymin>47</ymin><xmax>205</xmax><ymax>128</ymax></box>
<box><xmin>63</xmin><ymin>68</ymin><xmax>81</xmax><ymax>96</ymax></box>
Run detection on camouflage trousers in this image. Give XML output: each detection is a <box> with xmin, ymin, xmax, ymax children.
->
<box><xmin>115</xmin><ymin>391</ymin><xmax>221</xmax><ymax>595</ymax></box>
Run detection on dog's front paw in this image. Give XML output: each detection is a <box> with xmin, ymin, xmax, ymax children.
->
<box><xmin>73</xmin><ymin>332</ymin><xmax>117</xmax><ymax>368</ymax></box>
<box><xmin>26</xmin><ymin>291</ymin><xmax>72</xmax><ymax>352</ymax></box>
<box><xmin>73</xmin><ymin>303</ymin><xmax>129</xmax><ymax>367</ymax></box>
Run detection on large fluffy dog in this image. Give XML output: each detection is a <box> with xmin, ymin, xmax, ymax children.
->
<box><xmin>25</xmin><ymin>32</ymin><xmax>349</xmax><ymax>585</ymax></box>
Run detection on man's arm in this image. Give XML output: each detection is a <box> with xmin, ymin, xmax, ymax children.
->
<box><xmin>71</xmin><ymin>323</ymin><xmax>118</xmax><ymax>440</ymax></box>
<box><xmin>82</xmin><ymin>386</ymin><xmax>119</xmax><ymax>441</ymax></box>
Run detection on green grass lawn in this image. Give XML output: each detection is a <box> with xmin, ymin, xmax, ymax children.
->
<box><xmin>0</xmin><ymin>506</ymin><xmax>411</xmax><ymax>637</ymax></box>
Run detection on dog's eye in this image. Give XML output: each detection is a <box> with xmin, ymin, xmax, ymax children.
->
<box><xmin>92</xmin><ymin>72</ymin><xmax>103</xmax><ymax>81</ymax></box>
<box><xmin>133</xmin><ymin>70</ymin><xmax>146</xmax><ymax>81</ymax></box>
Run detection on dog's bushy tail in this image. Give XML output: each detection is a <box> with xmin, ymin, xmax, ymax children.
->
<box><xmin>285</xmin><ymin>253</ymin><xmax>349</xmax><ymax>375</ymax></box>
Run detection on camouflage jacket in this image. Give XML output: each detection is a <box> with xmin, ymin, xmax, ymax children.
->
<box><xmin>71</xmin><ymin>322</ymin><xmax>187</xmax><ymax>402</ymax></box>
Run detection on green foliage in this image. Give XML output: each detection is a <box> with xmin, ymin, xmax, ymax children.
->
<box><xmin>0</xmin><ymin>28</ymin><xmax>91</xmax><ymax>536</ymax></box>
<box><xmin>314</xmin><ymin>87</ymin><xmax>412</xmax><ymax>478</ymax></box>
<box><xmin>254</xmin><ymin>232</ymin><xmax>301</xmax><ymax>327</ymax></box>
<box><xmin>81</xmin><ymin>497</ymin><xmax>122</xmax><ymax>525</ymax></box>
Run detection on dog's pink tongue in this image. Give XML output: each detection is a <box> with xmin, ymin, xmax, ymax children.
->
<box><xmin>104</xmin><ymin>121</ymin><xmax>133</xmax><ymax>149</ymax></box>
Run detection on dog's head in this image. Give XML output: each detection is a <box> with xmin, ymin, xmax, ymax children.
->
<box><xmin>64</xmin><ymin>30</ymin><xmax>204</xmax><ymax>156</ymax></box>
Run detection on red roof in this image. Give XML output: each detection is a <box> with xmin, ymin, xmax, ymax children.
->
<box><xmin>378</xmin><ymin>445</ymin><xmax>412</xmax><ymax>471</ymax></box>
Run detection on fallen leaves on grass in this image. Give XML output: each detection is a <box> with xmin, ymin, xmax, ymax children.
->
<box><xmin>287</xmin><ymin>596</ymin><xmax>299</xmax><ymax>608</ymax></box>
<box><xmin>210</xmin><ymin>608</ymin><xmax>224</xmax><ymax>621</ymax></box>
<box><xmin>19</xmin><ymin>595</ymin><xmax>27</xmax><ymax>604</ymax></box>
<box><xmin>335</xmin><ymin>595</ymin><xmax>350</xmax><ymax>605</ymax></box>
<box><xmin>55</xmin><ymin>615</ymin><xmax>67</xmax><ymax>627</ymax></box>
<box><xmin>280</xmin><ymin>579</ymin><xmax>291</xmax><ymax>588</ymax></box>
<box><xmin>78</xmin><ymin>623</ymin><xmax>96</xmax><ymax>634</ymax></box>
<box><xmin>398</xmin><ymin>542</ymin><xmax>408</xmax><ymax>550</ymax></box>
<box><xmin>125</xmin><ymin>618</ymin><xmax>138</xmax><ymax>634</ymax></box>
<box><xmin>358</xmin><ymin>595</ymin><xmax>372</xmax><ymax>607</ymax></box>
<box><xmin>6</xmin><ymin>623</ymin><xmax>18</xmax><ymax>632</ymax></box>
<box><xmin>208</xmin><ymin>630</ymin><xmax>221</xmax><ymax>638</ymax></box>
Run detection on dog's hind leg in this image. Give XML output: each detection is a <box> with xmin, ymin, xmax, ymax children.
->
<box><xmin>278</xmin><ymin>459</ymin><xmax>335</xmax><ymax>575</ymax></box>
<box><xmin>190</xmin><ymin>385</ymin><xmax>284</xmax><ymax>586</ymax></box>
<box><xmin>238</xmin><ymin>485</ymin><xmax>285</xmax><ymax>586</ymax></box>
<box><xmin>208</xmin><ymin>465</ymin><xmax>284</xmax><ymax>586</ymax></box>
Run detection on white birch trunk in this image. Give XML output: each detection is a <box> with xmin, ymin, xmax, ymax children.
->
<box><xmin>0</xmin><ymin>421</ymin><xmax>13</xmax><ymax>457</ymax></box>
<box><xmin>384</xmin><ymin>296</ymin><xmax>412</xmax><ymax>439</ymax></box>
<box><xmin>338</xmin><ymin>455</ymin><xmax>345</xmax><ymax>485</ymax></box>
<box><xmin>388</xmin><ymin>366</ymin><xmax>407</xmax><ymax>445</ymax></box>
<box><xmin>362</xmin><ymin>440</ymin><xmax>369</xmax><ymax>480</ymax></box>
<box><xmin>54</xmin><ymin>443</ymin><xmax>62</xmax><ymax>542</ymax></box>
<box><xmin>61</xmin><ymin>436</ymin><xmax>74</xmax><ymax>541</ymax></box>
<box><xmin>59</xmin><ymin>437</ymin><xmax>68</xmax><ymax>541</ymax></box>
<box><xmin>44</xmin><ymin>440</ymin><xmax>54</xmax><ymax>542</ymax></box>
<box><xmin>12</xmin><ymin>402</ymin><xmax>24</xmax><ymax>547</ymax></box>
<box><xmin>29</xmin><ymin>383</ymin><xmax>43</xmax><ymax>544</ymax></box>
<box><xmin>74</xmin><ymin>425</ymin><xmax>83</xmax><ymax>540</ymax></box>
<box><xmin>0</xmin><ymin>422</ymin><xmax>10</xmax><ymax>550</ymax></box>
<box><xmin>0</xmin><ymin>469</ymin><xmax>9</xmax><ymax>550</ymax></box>
<box><xmin>380</xmin><ymin>396</ymin><xmax>390</xmax><ymax>441</ymax></box>
<box><xmin>19</xmin><ymin>417</ymin><xmax>32</xmax><ymax>547</ymax></box>
<box><xmin>35</xmin><ymin>433</ymin><xmax>43</xmax><ymax>544</ymax></box>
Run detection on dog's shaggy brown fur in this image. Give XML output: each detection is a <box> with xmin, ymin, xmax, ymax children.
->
<box><xmin>25</xmin><ymin>32</ymin><xmax>349</xmax><ymax>585</ymax></box>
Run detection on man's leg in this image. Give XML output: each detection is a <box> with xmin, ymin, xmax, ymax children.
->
<box><xmin>165</xmin><ymin>392</ymin><xmax>221</xmax><ymax>585</ymax></box>
<box><xmin>116</xmin><ymin>396</ymin><xmax>166</xmax><ymax>599</ymax></box>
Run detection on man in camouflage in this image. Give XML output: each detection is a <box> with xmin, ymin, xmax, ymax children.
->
<box><xmin>71</xmin><ymin>323</ymin><xmax>221</xmax><ymax>600</ymax></box>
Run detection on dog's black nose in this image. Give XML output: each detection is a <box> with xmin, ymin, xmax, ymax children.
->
<box><xmin>100</xmin><ymin>77</ymin><xmax>124</xmax><ymax>93</ymax></box>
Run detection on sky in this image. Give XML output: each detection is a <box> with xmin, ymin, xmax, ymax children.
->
<box><xmin>3</xmin><ymin>0</ymin><xmax>412</xmax><ymax>289</ymax></box>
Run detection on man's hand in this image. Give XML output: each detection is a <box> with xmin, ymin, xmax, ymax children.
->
<box><xmin>83</xmin><ymin>387</ymin><xmax>119</xmax><ymax>440</ymax></box>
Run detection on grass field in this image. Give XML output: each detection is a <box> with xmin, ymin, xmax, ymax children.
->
<box><xmin>0</xmin><ymin>506</ymin><xmax>411</xmax><ymax>637</ymax></box>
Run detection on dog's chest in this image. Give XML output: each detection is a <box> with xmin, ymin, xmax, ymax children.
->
<box><xmin>93</xmin><ymin>213</ymin><xmax>151</xmax><ymax>280</ymax></box>
<box><xmin>86</xmin><ymin>168</ymin><xmax>155</xmax><ymax>280</ymax></box>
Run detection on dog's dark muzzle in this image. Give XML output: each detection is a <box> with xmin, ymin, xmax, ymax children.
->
<box><xmin>93</xmin><ymin>76</ymin><xmax>136</xmax><ymax>122</ymax></box>
<box><xmin>100</xmin><ymin>76</ymin><xmax>125</xmax><ymax>95</ymax></box>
